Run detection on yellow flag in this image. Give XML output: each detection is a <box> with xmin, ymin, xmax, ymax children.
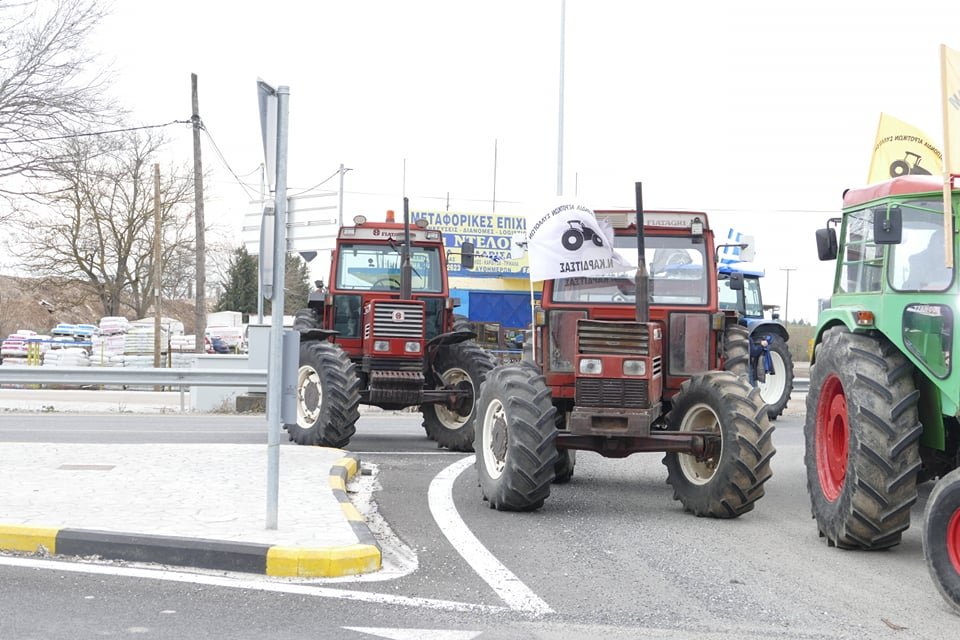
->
<box><xmin>866</xmin><ymin>113</ymin><xmax>943</xmax><ymax>184</ymax></box>
<box><xmin>942</xmin><ymin>44</ymin><xmax>960</xmax><ymax>175</ymax></box>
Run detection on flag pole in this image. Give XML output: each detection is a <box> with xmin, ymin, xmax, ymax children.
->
<box><xmin>941</xmin><ymin>44</ymin><xmax>955</xmax><ymax>268</ymax></box>
<box><xmin>529</xmin><ymin>280</ymin><xmax>537</xmax><ymax>365</ymax></box>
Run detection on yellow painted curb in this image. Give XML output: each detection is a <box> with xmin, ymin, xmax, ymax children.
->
<box><xmin>0</xmin><ymin>524</ymin><xmax>59</xmax><ymax>554</ymax></box>
<box><xmin>339</xmin><ymin>502</ymin><xmax>364</xmax><ymax>521</ymax></box>
<box><xmin>266</xmin><ymin>544</ymin><xmax>381</xmax><ymax>577</ymax></box>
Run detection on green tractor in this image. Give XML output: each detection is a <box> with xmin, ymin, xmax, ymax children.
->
<box><xmin>809</xmin><ymin>174</ymin><xmax>960</xmax><ymax>613</ymax></box>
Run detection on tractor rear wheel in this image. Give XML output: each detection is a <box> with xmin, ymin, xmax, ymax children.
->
<box><xmin>757</xmin><ymin>335</ymin><xmax>794</xmax><ymax>421</ymax></box>
<box><xmin>293</xmin><ymin>307</ymin><xmax>321</xmax><ymax>332</ymax></box>
<box><xmin>922</xmin><ymin>468</ymin><xmax>960</xmax><ymax>614</ymax></box>
<box><xmin>804</xmin><ymin>327</ymin><xmax>921</xmax><ymax>549</ymax></box>
<box><xmin>553</xmin><ymin>450</ymin><xmax>576</xmax><ymax>484</ymax></box>
<box><xmin>663</xmin><ymin>371</ymin><xmax>775</xmax><ymax>518</ymax></box>
<box><xmin>422</xmin><ymin>343</ymin><xmax>495</xmax><ymax>451</ymax></box>
<box><xmin>722</xmin><ymin>324</ymin><xmax>750</xmax><ymax>377</ymax></box>
<box><xmin>284</xmin><ymin>341</ymin><xmax>361</xmax><ymax>448</ymax></box>
<box><xmin>474</xmin><ymin>364</ymin><xmax>558</xmax><ymax>511</ymax></box>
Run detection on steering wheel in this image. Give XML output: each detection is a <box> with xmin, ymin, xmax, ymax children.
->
<box><xmin>372</xmin><ymin>277</ymin><xmax>401</xmax><ymax>289</ymax></box>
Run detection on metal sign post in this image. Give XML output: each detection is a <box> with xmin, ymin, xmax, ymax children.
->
<box><xmin>258</xmin><ymin>80</ymin><xmax>289</xmax><ymax>530</ymax></box>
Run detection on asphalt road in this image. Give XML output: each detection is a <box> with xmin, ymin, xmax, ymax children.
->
<box><xmin>1</xmin><ymin>397</ymin><xmax>958</xmax><ymax>639</ymax></box>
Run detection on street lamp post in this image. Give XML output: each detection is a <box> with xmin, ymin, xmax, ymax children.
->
<box><xmin>780</xmin><ymin>267</ymin><xmax>797</xmax><ymax>323</ymax></box>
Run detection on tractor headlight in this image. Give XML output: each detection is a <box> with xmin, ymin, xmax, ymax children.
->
<box><xmin>623</xmin><ymin>359</ymin><xmax>646</xmax><ymax>376</ymax></box>
<box><xmin>404</xmin><ymin>341</ymin><xmax>421</xmax><ymax>353</ymax></box>
<box><xmin>579</xmin><ymin>358</ymin><xmax>602</xmax><ymax>375</ymax></box>
<box><xmin>373</xmin><ymin>340</ymin><xmax>390</xmax><ymax>352</ymax></box>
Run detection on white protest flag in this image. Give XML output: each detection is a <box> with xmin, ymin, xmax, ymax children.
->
<box><xmin>525</xmin><ymin>201</ymin><xmax>631</xmax><ymax>282</ymax></box>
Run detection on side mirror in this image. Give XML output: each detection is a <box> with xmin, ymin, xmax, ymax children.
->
<box><xmin>873</xmin><ymin>206</ymin><xmax>902</xmax><ymax>244</ymax></box>
<box><xmin>728</xmin><ymin>271</ymin><xmax>744</xmax><ymax>291</ymax></box>
<box><xmin>460</xmin><ymin>241</ymin><xmax>476</xmax><ymax>270</ymax></box>
<box><xmin>816</xmin><ymin>227</ymin><xmax>838</xmax><ymax>261</ymax></box>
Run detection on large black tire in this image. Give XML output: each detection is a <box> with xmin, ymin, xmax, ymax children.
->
<box><xmin>453</xmin><ymin>314</ymin><xmax>472</xmax><ymax>333</ymax></box>
<box><xmin>757</xmin><ymin>335</ymin><xmax>794</xmax><ymax>421</ymax></box>
<box><xmin>293</xmin><ymin>307</ymin><xmax>321</xmax><ymax>332</ymax></box>
<box><xmin>722</xmin><ymin>324</ymin><xmax>750</xmax><ymax>377</ymax></box>
<box><xmin>553</xmin><ymin>450</ymin><xmax>576</xmax><ymax>484</ymax></box>
<box><xmin>922</xmin><ymin>468</ymin><xmax>960</xmax><ymax>614</ymax></box>
<box><xmin>552</xmin><ymin>408</ymin><xmax>575</xmax><ymax>484</ymax></box>
<box><xmin>804</xmin><ymin>327</ymin><xmax>921</xmax><ymax>549</ymax></box>
<box><xmin>662</xmin><ymin>371</ymin><xmax>775</xmax><ymax>518</ymax></box>
<box><xmin>422</xmin><ymin>343</ymin><xmax>495</xmax><ymax>451</ymax></box>
<box><xmin>474</xmin><ymin>364</ymin><xmax>559</xmax><ymax>511</ymax></box>
<box><xmin>284</xmin><ymin>341</ymin><xmax>361</xmax><ymax>448</ymax></box>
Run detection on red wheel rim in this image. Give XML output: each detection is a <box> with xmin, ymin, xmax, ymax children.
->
<box><xmin>815</xmin><ymin>374</ymin><xmax>848</xmax><ymax>502</ymax></box>
<box><xmin>948</xmin><ymin>507</ymin><xmax>960</xmax><ymax>575</ymax></box>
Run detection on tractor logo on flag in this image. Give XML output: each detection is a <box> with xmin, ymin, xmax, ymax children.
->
<box><xmin>561</xmin><ymin>220</ymin><xmax>605</xmax><ymax>251</ymax></box>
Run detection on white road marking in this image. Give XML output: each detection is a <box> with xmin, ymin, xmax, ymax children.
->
<box><xmin>0</xmin><ymin>556</ymin><xmax>508</xmax><ymax>614</ymax></box>
<box><xmin>344</xmin><ymin>628</ymin><xmax>482</xmax><ymax>640</ymax></box>
<box><xmin>427</xmin><ymin>455</ymin><xmax>553</xmax><ymax>616</ymax></box>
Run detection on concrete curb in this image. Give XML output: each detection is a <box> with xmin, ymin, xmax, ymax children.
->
<box><xmin>0</xmin><ymin>453</ymin><xmax>381</xmax><ymax>578</ymax></box>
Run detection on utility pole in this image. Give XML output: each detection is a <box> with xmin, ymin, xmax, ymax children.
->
<box><xmin>191</xmin><ymin>73</ymin><xmax>207</xmax><ymax>353</ymax></box>
<box><xmin>337</xmin><ymin>163</ymin><xmax>352</xmax><ymax>227</ymax></box>
<box><xmin>153</xmin><ymin>164</ymin><xmax>162</xmax><ymax>374</ymax></box>
<box><xmin>556</xmin><ymin>0</ymin><xmax>566</xmax><ymax>197</ymax></box>
<box><xmin>780</xmin><ymin>267</ymin><xmax>797</xmax><ymax>323</ymax></box>
<box><xmin>492</xmin><ymin>138</ymin><xmax>498</xmax><ymax>212</ymax></box>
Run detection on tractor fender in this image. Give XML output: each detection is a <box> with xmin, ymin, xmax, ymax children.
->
<box><xmin>744</xmin><ymin>319</ymin><xmax>789</xmax><ymax>343</ymax></box>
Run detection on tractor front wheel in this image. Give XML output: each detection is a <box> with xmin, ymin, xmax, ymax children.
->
<box><xmin>923</xmin><ymin>468</ymin><xmax>960</xmax><ymax>614</ymax></box>
<box><xmin>284</xmin><ymin>341</ymin><xmax>361</xmax><ymax>448</ymax></box>
<box><xmin>804</xmin><ymin>327</ymin><xmax>921</xmax><ymax>549</ymax></box>
<box><xmin>757</xmin><ymin>335</ymin><xmax>794</xmax><ymax>421</ymax></box>
<box><xmin>663</xmin><ymin>371</ymin><xmax>775</xmax><ymax>518</ymax></box>
<box><xmin>474</xmin><ymin>364</ymin><xmax>559</xmax><ymax>511</ymax></box>
<box><xmin>422</xmin><ymin>343</ymin><xmax>495</xmax><ymax>451</ymax></box>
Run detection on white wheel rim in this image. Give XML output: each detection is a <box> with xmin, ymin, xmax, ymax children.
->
<box><xmin>434</xmin><ymin>367</ymin><xmax>472</xmax><ymax>431</ymax></box>
<box><xmin>482</xmin><ymin>398</ymin><xmax>507</xmax><ymax>479</ymax></box>
<box><xmin>297</xmin><ymin>365</ymin><xmax>322</xmax><ymax>427</ymax></box>
<box><xmin>758</xmin><ymin>352</ymin><xmax>787</xmax><ymax>406</ymax></box>
<box><xmin>677</xmin><ymin>401</ymin><xmax>722</xmax><ymax>485</ymax></box>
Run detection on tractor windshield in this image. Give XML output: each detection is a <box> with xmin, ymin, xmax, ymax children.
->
<box><xmin>335</xmin><ymin>243</ymin><xmax>443</xmax><ymax>292</ymax></box>
<box><xmin>719</xmin><ymin>275</ymin><xmax>763</xmax><ymax>318</ymax></box>
<box><xmin>886</xmin><ymin>200</ymin><xmax>952</xmax><ymax>292</ymax></box>
<box><xmin>551</xmin><ymin>236</ymin><xmax>708</xmax><ymax>305</ymax></box>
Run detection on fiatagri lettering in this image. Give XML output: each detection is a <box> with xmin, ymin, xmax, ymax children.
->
<box><xmin>559</xmin><ymin>257</ymin><xmax>615</xmax><ymax>273</ymax></box>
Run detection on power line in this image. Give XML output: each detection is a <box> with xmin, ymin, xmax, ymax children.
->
<box><xmin>200</xmin><ymin>124</ymin><xmax>258</xmax><ymax>201</ymax></box>
<box><xmin>288</xmin><ymin>169</ymin><xmax>342</xmax><ymax>197</ymax></box>
<box><xmin>5</xmin><ymin>120</ymin><xmax>191</xmax><ymax>144</ymax></box>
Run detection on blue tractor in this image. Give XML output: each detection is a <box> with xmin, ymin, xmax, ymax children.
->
<box><xmin>718</xmin><ymin>262</ymin><xmax>795</xmax><ymax>420</ymax></box>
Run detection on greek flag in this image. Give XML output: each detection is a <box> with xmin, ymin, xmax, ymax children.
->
<box><xmin>718</xmin><ymin>229</ymin><xmax>745</xmax><ymax>266</ymax></box>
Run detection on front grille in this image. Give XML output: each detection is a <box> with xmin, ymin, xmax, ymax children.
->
<box><xmin>576</xmin><ymin>378</ymin><xmax>650</xmax><ymax>408</ymax></box>
<box><xmin>361</xmin><ymin>356</ymin><xmax>423</xmax><ymax>373</ymax></box>
<box><xmin>369</xmin><ymin>301</ymin><xmax>424</xmax><ymax>338</ymax></box>
<box><xmin>578</xmin><ymin>319</ymin><xmax>649</xmax><ymax>356</ymax></box>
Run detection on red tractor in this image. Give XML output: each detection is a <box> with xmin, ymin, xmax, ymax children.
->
<box><xmin>474</xmin><ymin>183</ymin><xmax>776</xmax><ymax>515</ymax></box>
<box><xmin>286</xmin><ymin>199</ymin><xmax>494</xmax><ymax>451</ymax></box>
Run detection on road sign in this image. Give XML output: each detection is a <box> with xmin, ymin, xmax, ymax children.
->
<box><xmin>242</xmin><ymin>192</ymin><xmax>339</xmax><ymax>255</ymax></box>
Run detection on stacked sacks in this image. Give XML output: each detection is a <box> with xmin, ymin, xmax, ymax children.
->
<box><xmin>91</xmin><ymin>316</ymin><xmax>130</xmax><ymax>368</ymax></box>
<box><xmin>42</xmin><ymin>346</ymin><xmax>91</xmax><ymax>367</ymax></box>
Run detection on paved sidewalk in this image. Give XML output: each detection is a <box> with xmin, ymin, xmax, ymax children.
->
<box><xmin>0</xmin><ymin>443</ymin><xmax>380</xmax><ymax>577</ymax></box>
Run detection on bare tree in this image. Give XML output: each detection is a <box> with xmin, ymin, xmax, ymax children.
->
<box><xmin>14</xmin><ymin>129</ymin><xmax>196</xmax><ymax>319</ymax></box>
<box><xmin>0</xmin><ymin>0</ymin><xmax>116</xmax><ymax>219</ymax></box>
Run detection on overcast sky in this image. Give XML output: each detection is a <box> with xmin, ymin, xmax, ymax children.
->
<box><xmin>89</xmin><ymin>0</ymin><xmax>960</xmax><ymax>322</ymax></box>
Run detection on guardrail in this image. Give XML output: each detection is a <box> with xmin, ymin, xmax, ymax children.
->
<box><xmin>0</xmin><ymin>367</ymin><xmax>267</xmax><ymax>387</ymax></box>
<box><xmin>0</xmin><ymin>366</ymin><xmax>269</xmax><ymax>413</ymax></box>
